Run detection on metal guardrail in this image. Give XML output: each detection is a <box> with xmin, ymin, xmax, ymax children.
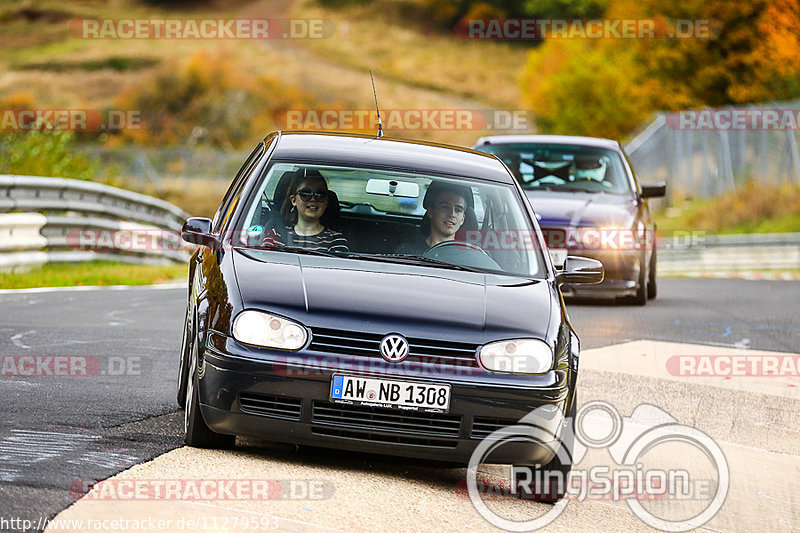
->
<box><xmin>624</xmin><ymin>99</ymin><xmax>800</xmax><ymax>201</ymax></box>
<box><xmin>1</xmin><ymin>176</ymin><xmax>796</xmax><ymax>274</ymax></box>
<box><xmin>658</xmin><ymin>233</ymin><xmax>800</xmax><ymax>273</ymax></box>
<box><xmin>0</xmin><ymin>213</ymin><xmax>47</xmax><ymax>253</ymax></box>
<box><xmin>0</xmin><ymin>175</ymin><xmax>188</xmax><ymax>229</ymax></box>
<box><xmin>0</xmin><ymin>175</ymin><xmax>192</xmax><ymax>270</ymax></box>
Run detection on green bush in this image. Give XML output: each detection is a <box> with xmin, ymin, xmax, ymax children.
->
<box><xmin>0</xmin><ymin>129</ymin><xmax>103</xmax><ymax>180</ymax></box>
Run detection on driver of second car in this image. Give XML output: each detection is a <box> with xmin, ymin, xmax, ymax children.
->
<box><xmin>396</xmin><ymin>180</ymin><xmax>470</xmax><ymax>254</ymax></box>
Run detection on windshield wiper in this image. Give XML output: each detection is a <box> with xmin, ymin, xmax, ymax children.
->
<box><xmin>351</xmin><ymin>253</ymin><xmax>484</xmax><ymax>273</ymax></box>
<box><xmin>257</xmin><ymin>245</ymin><xmax>343</xmax><ymax>258</ymax></box>
<box><xmin>528</xmin><ymin>184</ymin><xmax>593</xmax><ymax>193</ymax></box>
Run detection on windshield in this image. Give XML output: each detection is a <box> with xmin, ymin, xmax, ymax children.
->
<box><xmin>477</xmin><ymin>143</ymin><xmax>632</xmax><ymax>195</ymax></box>
<box><xmin>232</xmin><ymin>162</ymin><xmax>546</xmax><ymax>278</ymax></box>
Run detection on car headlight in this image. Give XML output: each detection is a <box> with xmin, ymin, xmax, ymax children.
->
<box><xmin>479</xmin><ymin>339</ymin><xmax>553</xmax><ymax>374</ymax></box>
<box><xmin>232</xmin><ymin>311</ymin><xmax>307</xmax><ymax>350</ymax></box>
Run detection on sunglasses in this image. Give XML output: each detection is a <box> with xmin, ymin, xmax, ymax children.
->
<box><xmin>296</xmin><ymin>189</ymin><xmax>328</xmax><ymax>202</ymax></box>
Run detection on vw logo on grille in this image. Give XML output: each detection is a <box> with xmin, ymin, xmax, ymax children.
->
<box><xmin>380</xmin><ymin>334</ymin><xmax>409</xmax><ymax>362</ymax></box>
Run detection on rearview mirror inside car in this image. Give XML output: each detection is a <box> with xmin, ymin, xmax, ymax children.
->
<box><xmin>366</xmin><ymin>179</ymin><xmax>420</xmax><ymax>198</ymax></box>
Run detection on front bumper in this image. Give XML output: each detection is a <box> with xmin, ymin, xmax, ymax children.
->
<box><xmin>198</xmin><ymin>339</ymin><xmax>572</xmax><ymax>466</ymax></box>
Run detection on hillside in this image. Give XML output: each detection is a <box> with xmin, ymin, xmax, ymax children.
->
<box><xmin>0</xmin><ymin>0</ymin><xmax>531</xmax><ymax>148</ymax></box>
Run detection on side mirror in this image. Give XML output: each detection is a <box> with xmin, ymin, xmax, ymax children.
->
<box><xmin>181</xmin><ymin>217</ymin><xmax>218</xmax><ymax>248</ymax></box>
<box><xmin>641</xmin><ymin>181</ymin><xmax>666</xmax><ymax>199</ymax></box>
<box><xmin>556</xmin><ymin>256</ymin><xmax>604</xmax><ymax>285</ymax></box>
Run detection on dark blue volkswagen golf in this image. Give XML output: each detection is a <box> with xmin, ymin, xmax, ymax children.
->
<box><xmin>178</xmin><ymin>131</ymin><xmax>602</xmax><ymax>498</ymax></box>
<box><xmin>474</xmin><ymin>135</ymin><xmax>665</xmax><ymax>305</ymax></box>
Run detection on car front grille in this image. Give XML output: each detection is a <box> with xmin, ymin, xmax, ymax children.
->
<box><xmin>311</xmin><ymin>401</ymin><xmax>462</xmax><ymax>447</ymax></box>
<box><xmin>239</xmin><ymin>393</ymin><xmax>302</xmax><ymax>420</ymax></box>
<box><xmin>309</xmin><ymin>327</ymin><xmax>480</xmax><ymax>368</ymax></box>
<box><xmin>471</xmin><ymin>416</ymin><xmax>521</xmax><ymax>439</ymax></box>
<box><xmin>312</xmin><ymin>427</ymin><xmax>457</xmax><ymax>448</ymax></box>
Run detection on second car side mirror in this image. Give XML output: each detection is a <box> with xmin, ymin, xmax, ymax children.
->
<box><xmin>556</xmin><ymin>256</ymin><xmax>604</xmax><ymax>285</ymax></box>
<box><xmin>640</xmin><ymin>181</ymin><xmax>666</xmax><ymax>199</ymax></box>
<box><xmin>181</xmin><ymin>217</ymin><xmax>218</xmax><ymax>248</ymax></box>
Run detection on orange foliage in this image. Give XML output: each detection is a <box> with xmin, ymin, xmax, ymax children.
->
<box><xmin>114</xmin><ymin>48</ymin><xmax>315</xmax><ymax>149</ymax></box>
<box><xmin>521</xmin><ymin>0</ymin><xmax>800</xmax><ymax>138</ymax></box>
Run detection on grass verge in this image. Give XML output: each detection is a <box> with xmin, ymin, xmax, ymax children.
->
<box><xmin>0</xmin><ymin>261</ymin><xmax>188</xmax><ymax>290</ymax></box>
<box><xmin>656</xmin><ymin>181</ymin><xmax>800</xmax><ymax>235</ymax></box>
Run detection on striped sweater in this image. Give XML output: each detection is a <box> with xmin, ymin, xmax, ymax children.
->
<box><xmin>286</xmin><ymin>227</ymin><xmax>349</xmax><ymax>253</ymax></box>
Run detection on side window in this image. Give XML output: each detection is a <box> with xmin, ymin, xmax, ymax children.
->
<box><xmin>212</xmin><ymin>144</ymin><xmax>263</xmax><ymax>231</ymax></box>
<box><xmin>217</xmin><ymin>145</ymin><xmax>269</xmax><ymax>234</ymax></box>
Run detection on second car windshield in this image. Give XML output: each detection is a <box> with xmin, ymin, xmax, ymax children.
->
<box><xmin>233</xmin><ymin>163</ymin><xmax>546</xmax><ymax>278</ymax></box>
<box><xmin>478</xmin><ymin>144</ymin><xmax>632</xmax><ymax>195</ymax></box>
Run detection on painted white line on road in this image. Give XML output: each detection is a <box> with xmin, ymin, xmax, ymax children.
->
<box><xmin>10</xmin><ymin>329</ymin><xmax>35</xmax><ymax>349</ymax></box>
<box><xmin>0</xmin><ymin>283</ymin><xmax>186</xmax><ymax>295</ymax></box>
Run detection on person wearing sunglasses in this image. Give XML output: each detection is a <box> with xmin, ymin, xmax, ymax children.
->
<box><xmin>274</xmin><ymin>169</ymin><xmax>349</xmax><ymax>253</ymax></box>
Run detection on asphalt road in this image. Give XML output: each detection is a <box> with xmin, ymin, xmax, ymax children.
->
<box><xmin>0</xmin><ymin>278</ymin><xmax>798</xmax><ymax>531</ymax></box>
<box><xmin>0</xmin><ymin>286</ymin><xmax>187</xmax><ymax>525</ymax></box>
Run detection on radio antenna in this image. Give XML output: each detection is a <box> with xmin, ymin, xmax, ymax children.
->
<box><xmin>370</xmin><ymin>70</ymin><xmax>383</xmax><ymax>138</ymax></box>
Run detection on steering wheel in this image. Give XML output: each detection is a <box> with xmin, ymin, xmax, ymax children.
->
<box><xmin>425</xmin><ymin>240</ymin><xmax>485</xmax><ymax>254</ymax></box>
<box><xmin>424</xmin><ymin>240</ymin><xmax>503</xmax><ymax>271</ymax></box>
<box><xmin>534</xmin><ymin>175</ymin><xmax>567</xmax><ymax>185</ymax></box>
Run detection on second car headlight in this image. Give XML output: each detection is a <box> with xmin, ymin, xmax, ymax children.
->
<box><xmin>232</xmin><ymin>311</ymin><xmax>307</xmax><ymax>350</ymax></box>
<box><xmin>479</xmin><ymin>339</ymin><xmax>553</xmax><ymax>374</ymax></box>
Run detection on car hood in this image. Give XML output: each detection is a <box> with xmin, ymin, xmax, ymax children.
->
<box><xmin>525</xmin><ymin>190</ymin><xmax>637</xmax><ymax>228</ymax></box>
<box><xmin>232</xmin><ymin>249</ymin><xmax>553</xmax><ymax>341</ymax></box>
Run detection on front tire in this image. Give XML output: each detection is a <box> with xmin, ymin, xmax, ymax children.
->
<box><xmin>513</xmin><ymin>401</ymin><xmax>576</xmax><ymax>503</ymax></box>
<box><xmin>629</xmin><ymin>254</ymin><xmax>648</xmax><ymax>306</ymax></box>
<box><xmin>184</xmin><ymin>332</ymin><xmax>235</xmax><ymax>449</ymax></box>
<box><xmin>647</xmin><ymin>247</ymin><xmax>657</xmax><ymax>300</ymax></box>
<box><xmin>176</xmin><ymin>307</ymin><xmax>191</xmax><ymax>408</ymax></box>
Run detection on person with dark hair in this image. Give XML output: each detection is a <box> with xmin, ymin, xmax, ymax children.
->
<box><xmin>395</xmin><ymin>181</ymin><xmax>471</xmax><ymax>255</ymax></box>
<box><xmin>263</xmin><ymin>169</ymin><xmax>348</xmax><ymax>253</ymax></box>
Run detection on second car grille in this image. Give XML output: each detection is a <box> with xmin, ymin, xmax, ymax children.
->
<box><xmin>309</xmin><ymin>327</ymin><xmax>480</xmax><ymax>368</ymax></box>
